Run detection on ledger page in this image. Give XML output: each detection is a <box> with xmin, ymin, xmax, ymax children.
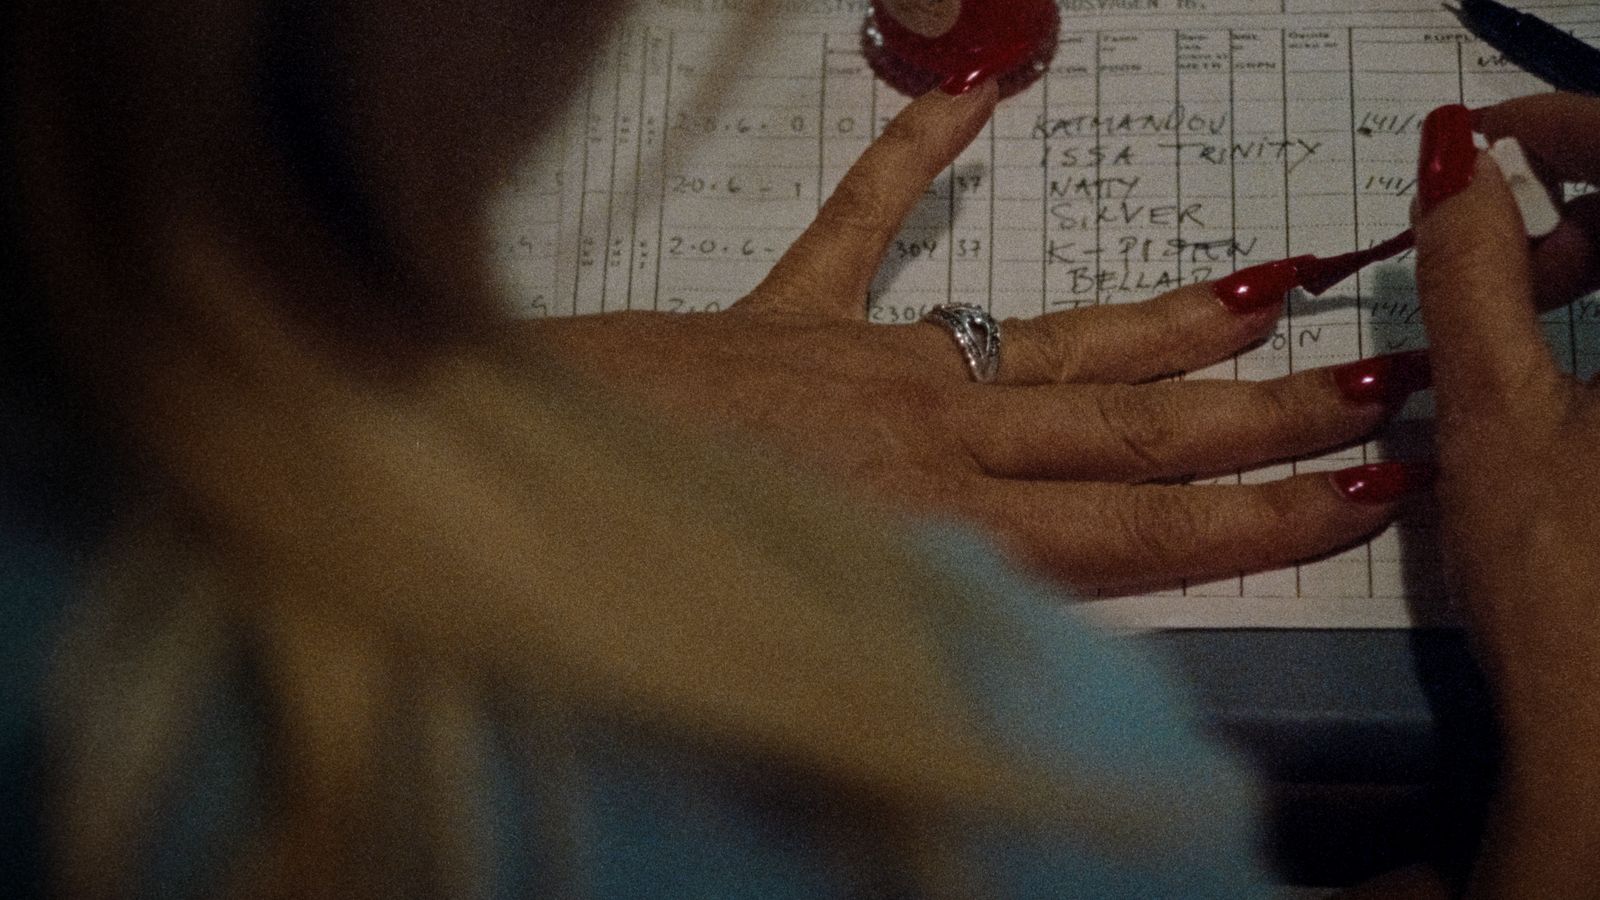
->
<box><xmin>488</xmin><ymin>0</ymin><xmax>1600</xmax><ymax>629</ymax></box>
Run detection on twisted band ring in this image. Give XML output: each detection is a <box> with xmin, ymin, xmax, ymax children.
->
<box><xmin>922</xmin><ymin>303</ymin><xmax>1001</xmax><ymax>383</ymax></box>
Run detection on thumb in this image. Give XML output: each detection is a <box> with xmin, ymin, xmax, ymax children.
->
<box><xmin>1414</xmin><ymin>146</ymin><xmax>1559</xmax><ymax>422</ymax></box>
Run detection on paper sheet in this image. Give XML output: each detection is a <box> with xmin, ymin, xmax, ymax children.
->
<box><xmin>489</xmin><ymin>0</ymin><xmax>1600</xmax><ymax>629</ymax></box>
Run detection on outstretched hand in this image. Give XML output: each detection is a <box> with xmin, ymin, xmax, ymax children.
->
<box><xmin>533</xmin><ymin>82</ymin><xmax>1424</xmax><ymax>591</ymax></box>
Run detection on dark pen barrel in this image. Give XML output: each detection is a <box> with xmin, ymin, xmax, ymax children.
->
<box><xmin>1451</xmin><ymin>0</ymin><xmax>1600</xmax><ymax>97</ymax></box>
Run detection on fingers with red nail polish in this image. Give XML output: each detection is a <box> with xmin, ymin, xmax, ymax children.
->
<box><xmin>1331</xmin><ymin>461</ymin><xmax>1434</xmax><ymax>505</ymax></box>
<box><xmin>1418</xmin><ymin>104</ymin><xmax>1478</xmax><ymax>213</ymax></box>
<box><xmin>1211</xmin><ymin>255</ymin><xmax>1315</xmax><ymax>314</ymax></box>
<box><xmin>989</xmin><ymin>465</ymin><xmax>1433</xmax><ymax>590</ymax></box>
<box><xmin>1332</xmin><ymin>349</ymin><xmax>1433</xmax><ymax>406</ymax></box>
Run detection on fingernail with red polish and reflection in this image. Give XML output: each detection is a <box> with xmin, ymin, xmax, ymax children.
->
<box><xmin>1330</xmin><ymin>461</ymin><xmax>1435</xmax><ymax>505</ymax></box>
<box><xmin>1417</xmin><ymin>104</ymin><xmax>1477</xmax><ymax>213</ymax></box>
<box><xmin>1332</xmin><ymin>349</ymin><xmax>1432</xmax><ymax>406</ymax></box>
<box><xmin>1212</xmin><ymin>255</ymin><xmax>1314</xmax><ymax>315</ymax></box>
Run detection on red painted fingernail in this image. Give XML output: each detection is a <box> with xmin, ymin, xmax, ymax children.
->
<box><xmin>1211</xmin><ymin>255</ymin><xmax>1315</xmax><ymax>315</ymax></box>
<box><xmin>1417</xmin><ymin>104</ymin><xmax>1477</xmax><ymax>213</ymax></box>
<box><xmin>1330</xmin><ymin>461</ymin><xmax>1434</xmax><ymax>505</ymax></box>
<box><xmin>1331</xmin><ymin>349</ymin><xmax>1432</xmax><ymax>406</ymax></box>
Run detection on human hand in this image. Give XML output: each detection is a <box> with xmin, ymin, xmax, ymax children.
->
<box><xmin>534</xmin><ymin>83</ymin><xmax>1431</xmax><ymax>592</ymax></box>
<box><xmin>1412</xmin><ymin>96</ymin><xmax>1600</xmax><ymax>710</ymax></box>
<box><xmin>1409</xmin><ymin>96</ymin><xmax>1600</xmax><ymax>895</ymax></box>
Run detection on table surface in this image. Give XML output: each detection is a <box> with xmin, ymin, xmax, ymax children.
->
<box><xmin>1143</xmin><ymin>629</ymin><xmax>1498</xmax><ymax>884</ymax></box>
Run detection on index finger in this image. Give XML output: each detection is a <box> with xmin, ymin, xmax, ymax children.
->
<box><xmin>1474</xmin><ymin>93</ymin><xmax>1600</xmax><ymax>184</ymax></box>
<box><xmin>1471</xmin><ymin>95</ymin><xmax>1600</xmax><ymax>310</ymax></box>
<box><xmin>745</xmin><ymin>82</ymin><xmax>998</xmax><ymax>318</ymax></box>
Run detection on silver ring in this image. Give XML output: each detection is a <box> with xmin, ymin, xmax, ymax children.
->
<box><xmin>922</xmin><ymin>303</ymin><xmax>1001</xmax><ymax>383</ymax></box>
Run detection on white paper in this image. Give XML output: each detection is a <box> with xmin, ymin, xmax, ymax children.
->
<box><xmin>489</xmin><ymin>0</ymin><xmax>1600</xmax><ymax>629</ymax></box>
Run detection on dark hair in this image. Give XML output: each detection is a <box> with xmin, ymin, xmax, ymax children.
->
<box><xmin>16</xmin><ymin>3</ymin><xmax>1177</xmax><ymax>896</ymax></box>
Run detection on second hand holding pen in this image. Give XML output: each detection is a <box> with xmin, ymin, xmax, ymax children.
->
<box><xmin>1445</xmin><ymin>0</ymin><xmax>1600</xmax><ymax>97</ymax></box>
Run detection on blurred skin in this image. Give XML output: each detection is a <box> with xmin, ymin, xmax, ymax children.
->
<box><xmin>338</xmin><ymin>1</ymin><xmax>615</xmax><ymax>315</ymax></box>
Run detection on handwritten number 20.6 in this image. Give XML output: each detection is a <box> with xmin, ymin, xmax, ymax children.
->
<box><xmin>673</xmin><ymin>113</ymin><xmax>808</xmax><ymax>135</ymax></box>
<box><xmin>664</xmin><ymin>297</ymin><xmax>724</xmax><ymax>314</ymax></box>
<box><xmin>671</xmin><ymin>175</ymin><xmax>806</xmax><ymax>198</ymax></box>
<box><xmin>672</xmin><ymin>175</ymin><xmax>742</xmax><ymax>194</ymax></box>
<box><xmin>667</xmin><ymin>236</ymin><xmax>757</xmax><ymax>256</ymax></box>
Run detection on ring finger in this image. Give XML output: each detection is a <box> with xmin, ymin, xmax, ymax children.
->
<box><xmin>991</xmin><ymin>258</ymin><xmax>1302</xmax><ymax>386</ymax></box>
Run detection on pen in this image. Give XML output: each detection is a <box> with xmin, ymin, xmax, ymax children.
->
<box><xmin>1445</xmin><ymin>0</ymin><xmax>1600</xmax><ymax>97</ymax></box>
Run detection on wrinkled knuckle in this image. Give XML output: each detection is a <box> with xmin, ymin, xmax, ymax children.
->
<box><xmin>1252</xmin><ymin>483</ymin><xmax>1306</xmax><ymax>537</ymax></box>
<box><xmin>1003</xmin><ymin>320</ymin><xmax>1064</xmax><ymax>384</ymax></box>
<box><xmin>824</xmin><ymin>179</ymin><xmax>893</xmax><ymax>235</ymax></box>
<box><xmin>1032</xmin><ymin>318</ymin><xmax>1092</xmax><ymax>383</ymax></box>
<box><xmin>1116</xmin><ymin>490</ymin><xmax>1210</xmax><ymax>567</ymax></box>
<box><xmin>1256</xmin><ymin>379</ymin><xmax>1321</xmax><ymax>440</ymax></box>
<box><xmin>877</xmin><ymin>115</ymin><xmax>938</xmax><ymax>166</ymax></box>
<box><xmin>1094</xmin><ymin>386</ymin><xmax>1182</xmax><ymax>471</ymax></box>
<box><xmin>1150</xmin><ymin>293</ymin><xmax>1197</xmax><ymax>346</ymax></box>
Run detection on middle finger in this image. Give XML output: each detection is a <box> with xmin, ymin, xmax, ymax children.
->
<box><xmin>995</xmin><ymin>261</ymin><xmax>1298</xmax><ymax>385</ymax></box>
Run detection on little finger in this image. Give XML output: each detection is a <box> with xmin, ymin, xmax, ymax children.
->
<box><xmin>972</xmin><ymin>465</ymin><xmax>1428</xmax><ymax>590</ymax></box>
<box><xmin>954</xmin><ymin>350</ymin><xmax>1429</xmax><ymax>481</ymax></box>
